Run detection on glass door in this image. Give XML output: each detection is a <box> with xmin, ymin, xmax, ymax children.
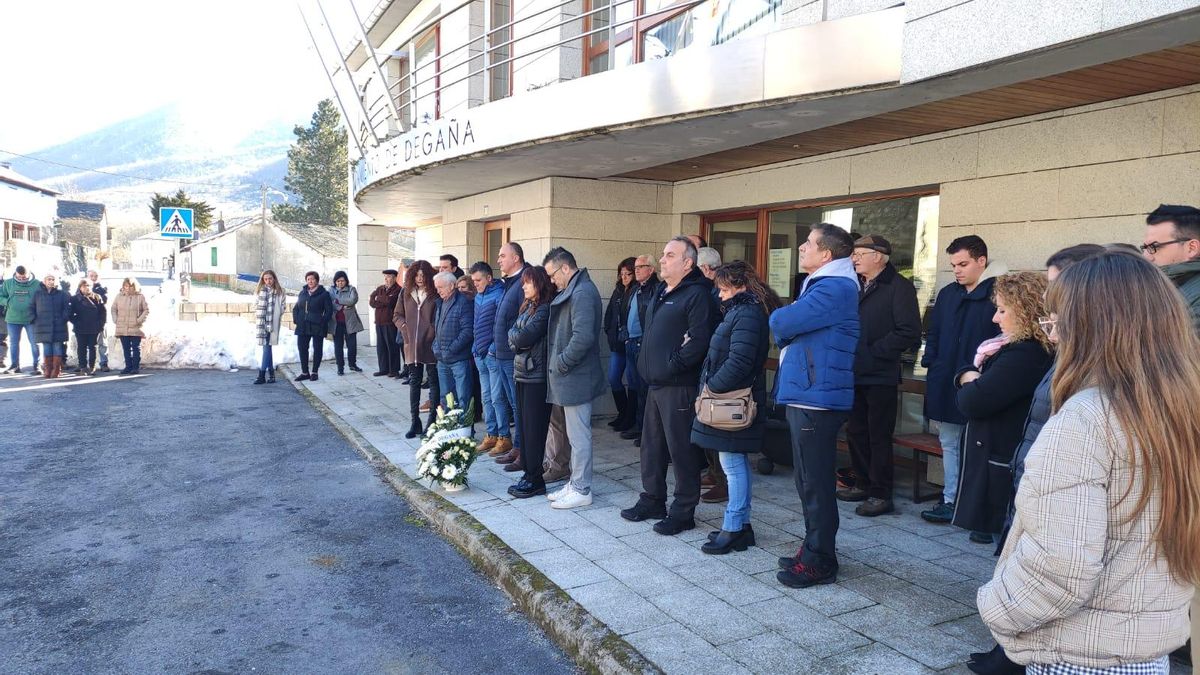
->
<box><xmin>485</xmin><ymin>218</ymin><xmax>511</xmax><ymax>268</ymax></box>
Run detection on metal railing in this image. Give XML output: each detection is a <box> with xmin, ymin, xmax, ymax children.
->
<box><xmin>336</xmin><ymin>0</ymin><xmax>784</xmax><ymax>150</ymax></box>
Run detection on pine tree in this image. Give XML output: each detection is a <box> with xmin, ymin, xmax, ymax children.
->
<box><xmin>273</xmin><ymin>99</ymin><xmax>348</xmax><ymax>226</ymax></box>
<box><xmin>149</xmin><ymin>189</ymin><xmax>213</xmax><ymax>231</ymax></box>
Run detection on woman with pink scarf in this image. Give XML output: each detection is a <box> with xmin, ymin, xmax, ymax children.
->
<box><xmin>950</xmin><ymin>272</ymin><xmax>1053</xmax><ymax>546</ymax></box>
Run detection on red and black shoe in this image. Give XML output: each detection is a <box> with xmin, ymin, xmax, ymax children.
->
<box><xmin>776</xmin><ymin>560</ymin><xmax>837</xmax><ymax>589</ymax></box>
<box><xmin>835</xmin><ymin>467</ymin><xmax>857</xmax><ymax>490</ymax></box>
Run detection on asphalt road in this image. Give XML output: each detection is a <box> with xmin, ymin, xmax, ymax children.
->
<box><xmin>0</xmin><ymin>369</ymin><xmax>574</xmax><ymax>674</ymax></box>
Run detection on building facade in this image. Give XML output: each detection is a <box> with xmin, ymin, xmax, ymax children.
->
<box><xmin>0</xmin><ymin>162</ymin><xmax>64</xmax><ymax>275</ymax></box>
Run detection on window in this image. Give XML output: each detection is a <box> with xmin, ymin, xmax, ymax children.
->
<box><xmin>210</xmin><ymin>246</ymin><xmax>218</xmax><ymax>267</ymax></box>
<box><xmin>412</xmin><ymin>28</ymin><xmax>440</xmax><ymax>126</ymax></box>
<box><xmin>488</xmin><ymin>0</ymin><xmax>513</xmax><ymax>100</ymax></box>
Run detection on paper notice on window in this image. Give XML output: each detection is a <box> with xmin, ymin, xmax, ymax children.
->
<box><xmin>768</xmin><ymin>248</ymin><xmax>793</xmax><ymax>299</ymax></box>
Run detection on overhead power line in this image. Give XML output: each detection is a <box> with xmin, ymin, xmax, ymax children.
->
<box><xmin>0</xmin><ymin>148</ymin><xmax>252</xmax><ymax>189</ymax></box>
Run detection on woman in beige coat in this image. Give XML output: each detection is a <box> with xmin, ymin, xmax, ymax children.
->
<box><xmin>978</xmin><ymin>251</ymin><xmax>1200</xmax><ymax>674</ymax></box>
<box><xmin>110</xmin><ymin>277</ymin><xmax>149</xmax><ymax>375</ymax></box>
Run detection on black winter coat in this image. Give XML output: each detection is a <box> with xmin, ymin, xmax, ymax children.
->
<box><xmin>854</xmin><ymin>264</ymin><xmax>921</xmax><ymax>385</ymax></box>
<box><xmin>998</xmin><ymin>362</ymin><xmax>1055</xmax><ymax>548</ymax></box>
<box><xmin>69</xmin><ymin>292</ymin><xmax>107</xmax><ymax>335</ymax></box>
<box><xmin>293</xmin><ymin>285</ymin><xmax>334</xmax><ymax>337</ymax></box>
<box><xmin>637</xmin><ymin>268</ymin><xmax>718</xmax><ymax>387</ymax></box>
<box><xmin>690</xmin><ymin>292</ymin><xmax>771</xmax><ymax>454</ymax></box>
<box><xmin>493</xmin><ymin>264</ymin><xmax>530</xmax><ymax>361</ymax></box>
<box><xmin>603</xmin><ymin>284</ymin><xmax>633</xmax><ymax>352</ymax></box>
<box><xmin>31</xmin><ymin>287</ymin><xmax>70</xmax><ymax>343</ymax></box>
<box><xmin>950</xmin><ymin>339</ymin><xmax>1053</xmax><ymax>535</ymax></box>
<box><xmin>921</xmin><ymin>276</ymin><xmax>1001</xmax><ymax>424</ymax></box>
<box><xmin>509</xmin><ymin>302</ymin><xmax>550</xmax><ymax>384</ymax></box>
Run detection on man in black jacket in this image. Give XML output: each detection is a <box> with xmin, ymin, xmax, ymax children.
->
<box><xmin>836</xmin><ymin>235</ymin><xmax>921</xmax><ymax>517</ymax></box>
<box><xmin>85</xmin><ymin>270</ymin><xmax>110</xmax><ymax>372</ymax></box>
<box><xmin>620</xmin><ymin>254</ymin><xmax>658</xmax><ymax>444</ymax></box>
<box><xmin>621</xmin><ymin>237</ymin><xmax>717</xmax><ymax>535</ymax></box>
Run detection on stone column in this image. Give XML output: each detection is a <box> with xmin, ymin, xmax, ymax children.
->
<box><xmin>349</xmin><ymin>222</ymin><xmax>389</xmax><ymax>346</ymax></box>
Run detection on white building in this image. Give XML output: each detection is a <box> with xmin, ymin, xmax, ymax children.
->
<box><xmin>0</xmin><ymin>161</ymin><xmax>63</xmax><ymax>275</ymax></box>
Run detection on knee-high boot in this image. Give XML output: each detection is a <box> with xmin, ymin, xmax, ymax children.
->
<box><xmin>405</xmin><ymin>366</ymin><xmax>424</xmax><ymax>439</ymax></box>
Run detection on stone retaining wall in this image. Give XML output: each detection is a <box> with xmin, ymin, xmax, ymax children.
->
<box><xmin>178</xmin><ymin>301</ymin><xmax>295</xmax><ymax>329</ymax></box>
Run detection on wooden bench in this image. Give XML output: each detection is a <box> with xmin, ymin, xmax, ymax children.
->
<box><xmin>893</xmin><ymin>432</ymin><xmax>943</xmax><ymax>503</ymax></box>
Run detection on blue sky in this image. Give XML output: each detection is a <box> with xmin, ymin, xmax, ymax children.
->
<box><xmin>0</xmin><ymin>0</ymin><xmax>373</xmax><ymax>155</ymax></box>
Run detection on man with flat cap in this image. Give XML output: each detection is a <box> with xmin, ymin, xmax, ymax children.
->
<box><xmin>836</xmin><ymin>234</ymin><xmax>920</xmax><ymax>517</ymax></box>
<box><xmin>369</xmin><ymin>268</ymin><xmax>404</xmax><ymax>378</ymax></box>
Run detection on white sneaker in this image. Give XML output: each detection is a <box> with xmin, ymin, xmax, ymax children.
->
<box><xmin>551</xmin><ymin>489</ymin><xmax>592</xmax><ymax>510</ymax></box>
<box><xmin>547</xmin><ymin>484</ymin><xmax>573</xmax><ymax>502</ymax></box>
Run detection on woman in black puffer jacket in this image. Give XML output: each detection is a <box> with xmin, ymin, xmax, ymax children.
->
<box><xmin>506</xmin><ymin>266</ymin><xmax>555</xmax><ymax>499</ymax></box>
<box><xmin>69</xmin><ymin>279</ymin><xmax>107</xmax><ymax>375</ymax></box>
<box><xmin>292</xmin><ymin>271</ymin><xmax>334</xmax><ymax>382</ymax></box>
<box><xmin>602</xmin><ymin>257</ymin><xmax>636</xmax><ymax>430</ymax></box>
<box><xmin>691</xmin><ymin>261</ymin><xmax>782</xmax><ymax>555</ymax></box>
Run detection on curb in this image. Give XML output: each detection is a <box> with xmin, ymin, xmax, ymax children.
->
<box><xmin>284</xmin><ymin>368</ymin><xmax>662</xmax><ymax>675</ymax></box>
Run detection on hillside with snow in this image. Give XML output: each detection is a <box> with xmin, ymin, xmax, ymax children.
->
<box><xmin>6</xmin><ymin>102</ymin><xmax>298</xmax><ymax>224</ymax></box>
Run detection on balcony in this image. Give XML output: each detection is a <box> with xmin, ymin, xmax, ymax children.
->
<box><xmin>343</xmin><ymin>2</ymin><xmax>905</xmax><ymax>221</ymax></box>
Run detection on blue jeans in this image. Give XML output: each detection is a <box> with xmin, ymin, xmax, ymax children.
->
<box><xmin>438</xmin><ymin>359</ymin><xmax>474</xmax><ymax>413</ymax></box>
<box><xmin>607</xmin><ymin>348</ymin><xmax>626</xmax><ymax>391</ymax></box>
<box><xmin>475</xmin><ymin>354</ymin><xmax>501</xmax><ymax>437</ymax></box>
<box><xmin>7</xmin><ymin>323</ymin><xmax>39</xmax><ymax>366</ymax></box>
<box><xmin>261</xmin><ymin>342</ymin><xmax>274</xmax><ymax>371</ymax></box>
<box><xmin>625</xmin><ymin>339</ymin><xmax>645</xmax><ymax>427</ymax></box>
<box><xmin>937</xmin><ymin>421</ymin><xmax>965</xmax><ymax>504</ymax></box>
<box><xmin>720</xmin><ymin>452</ymin><xmax>752</xmax><ymax>531</ymax></box>
<box><xmin>40</xmin><ymin>342</ymin><xmax>65</xmax><ymax>357</ymax></box>
<box><xmin>497</xmin><ymin>357</ymin><xmax>521</xmax><ymax>449</ymax></box>
<box><xmin>485</xmin><ymin>355</ymin><xmax>512</xmax><ymax>438</ymax></box>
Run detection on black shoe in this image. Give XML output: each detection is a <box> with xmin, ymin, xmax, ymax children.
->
<box><xmin>707</xmin><ymin>524</ymin><xmax>755</xmax><ymax>546</ymax></box>
<box><xmin>970</xmin><ymin>531</ymin><xmax>995</xmax><ymax>544</ymax></box>
<box><xmin>373</xmin><ymin>370</ymin><xmax>389</xmax><ymax>377</ymax></box>
<box><xmin>652</xmin><ymin>516</ymin><xmax>695</xmax><ymax>536</ymax></box>
<box><xmin>835</xmin><ymin>486</ymin><xmax>868</xmax><ymax>502</ymax></box>
<box><xmin>702</xmin><ymin>527</ymin><xmax>754</xmax><ymax>554</ymax></box>
<box><xmin>620</xmin><ymin>503</ymin><xmax>666</xmax><ymax>522</ymax></box>
<box><xmin>100</xmin><ymin>365</ymin><xmax>110</xmax><ymax>372</ymax></box>
<box><xmin>349</xmin><ymin>364</ymin><xmax>363</xmax><ymax>372</ymax></box>
<box><xmin>253</xmin><ymin>371</ymin><xmax>266</xmax><ymax>385</ymax></box>
<box><xmin>267</xmin><ymin>371</ymin><xmax>276</xmax><ymax>383</ymax></box>
<box><xmin>921</xmin><ymin>501</ymin><xmax>954</xmax><ymax>523</ymax></box>
<box><xmin>777</xmin><ymin>560</ymin><xmax>837</xmax><ymax>588</ymax></box>
<box><xmin>337</xmin><ymin>368</ymin><xmax>345</xmax><ymax>376</ymax></box>
<box><xmin>404</xmin><ymin>420</ymin><xmax>423</xmax><ymax>439</ymax></box>
<box><xmin>296</xmin><ymin>373</ymin><xmax>311</xmax><ymax>382</ymax></box>
<box><xmin>967</xmin><ymin>644</ymin><xmax>1024</xmax><ymax>675</ymax></box>
<box><xmin>619</xmin><ymin>428</ymin><xmax>641</xmax><ymax>440</ymax></box>
<box><xmin>855</xmin><ymin>497</ymin><xmax>894</xmax><ymax>517</ymax></box>
<box><xmin>633</xmin><ymin>438</ymin><xmax>641</xmax><ymax>448</ymax></box>
<box><xmin>507</xmin><ymin>479</ymin><xmax>547</xmax><ymax>499</ymax></box>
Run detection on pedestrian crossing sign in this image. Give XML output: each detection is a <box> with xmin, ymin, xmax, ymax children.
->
<box><xmin>159</xmin><ymin>207</ymin><xmax>195</xmax><ymax>239</ymax></box>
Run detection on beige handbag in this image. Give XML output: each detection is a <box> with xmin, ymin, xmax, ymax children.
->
<box><xmin>694</xmin><ymin>384</ymin><xmax>756</xmax><ymax>431</ymax></box>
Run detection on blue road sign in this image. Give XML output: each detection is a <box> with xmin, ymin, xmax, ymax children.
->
<box><xmin>159</xmin><ymin>207</ymin><xmax>195</xmax><ymax>239</ymax></box>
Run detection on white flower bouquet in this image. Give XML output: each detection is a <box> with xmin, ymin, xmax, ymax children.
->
<box><xmin>414</xmin><ymin>393</ymin><xmax>477</xmax><ymax>490</ymax></box>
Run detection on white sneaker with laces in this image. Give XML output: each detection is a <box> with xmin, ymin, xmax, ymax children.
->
<box><xmin>551</xmin><ymin>488</ymin><xmax>592</xmax><ymax>510</ymax></box>
<box><xmin>547</xmin><ymin>484</ymin><xmax>573</xmax><ymax>502</ymax></box>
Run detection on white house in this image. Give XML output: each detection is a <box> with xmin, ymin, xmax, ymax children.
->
<box><xmin>130</xmin><ymin>231</ymin><xmax>180</xmax><ymax>273</ymax></box>
<box><xmin>0</xmin><ymin>161</ymin><xmax>63</xmax><ymax>275</ymax></box>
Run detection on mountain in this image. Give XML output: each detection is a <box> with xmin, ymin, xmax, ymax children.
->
<box><xmin>6</xmin><ymin>102</ymin><xmax>300</xmax><ymax>224</ymax></box>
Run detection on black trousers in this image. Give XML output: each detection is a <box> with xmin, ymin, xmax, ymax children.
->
<box><xmin>75</xmin><ymin>333</ymin><xmax>98</xmax><ymax>370</ymax></box>
<box><xmin>638</xmin><ymin>385</ymin><xmax>703</xmax><ymax>520</ymax></box>
<box><xmin>332</xmin><ymin>323</ymin><xmax>358</xmax><ymax>369</ymax></box>
<box><xmin>846</xmin><ymin>385</ymin><xmax>899</xmax><ymax>500</ymax></box>
<box><xmin>298</xmin><ymin>335</ymin><xmax>324</xmax><ymax>374</ymax></box>
<box><xmin>375</xmin><ymin>325</ymin><xmax>402</xmax><ymax>375</ymax></box>
<box><xmin>787</xmin><ymin>407</ymin><xmax>848</xmax><ymax>570</ymax></box>
<box><xmin>517</xmin><ymin>381</ymin><xmax>551</xmax><ymax>486</ymax></box>
<box><xmin>408</xmin><ymin>363</ymin><xmax>441</xmax><ymax>419</ymax></box>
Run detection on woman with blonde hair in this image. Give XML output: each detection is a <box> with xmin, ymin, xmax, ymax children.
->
<box><xmin>951</xmin><ymin>272</ymin><xmax>1054</xmax><ymax>545</ymax></box>
<box><xmin>111</xmin><ymin>277</ymin><xmax>149</xmax><ymax>375</ymax></box>
<box><xmin>979</xmin><ymin>250</ymin><xmax>1199</xmax><ymax>673</ymax></box>
<box><xmin>253</xmin><ymin>270</ymin><xmax>286</xmax><ymax>384</ymax></box>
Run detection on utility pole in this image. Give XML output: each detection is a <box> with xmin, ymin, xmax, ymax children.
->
<box><xmin>261</xmin><ymin>184</ymin><xmax>268</xmax><ymax>273</ymax></box>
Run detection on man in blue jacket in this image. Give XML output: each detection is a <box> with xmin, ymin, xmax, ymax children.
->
<box><xmin>490</xmin><ymin>242</ymin><xmax>531</xmax><ymax>465</ymax></box>
<box><xmin>470</xmin><ymin>261</ymin><xmax>511</xmax><ymax>456</ymax></box>
<box><xmin>433</xmin><ymin>272</ymin><xmax>475</xmax><ymax>423</ymax></box>
<box><xmin>919</xmin><ymin>235</ymin><xmax>1001</xmax><ymax>524</ymax></box>
<box><xmin>771</xmin><ymin>224</ymin><xmax>860</xmax><ymax>589</ymax></box>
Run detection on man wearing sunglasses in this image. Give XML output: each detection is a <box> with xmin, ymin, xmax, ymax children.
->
<box><xmin>1143</xmin><ymin>204</ymin><xmax>1200</xmax><ymax>332</ymax></box>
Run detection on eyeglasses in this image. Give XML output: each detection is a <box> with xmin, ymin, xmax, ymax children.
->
<box><xmin>1037</xmin><ymin>317</ymin><xmax>1057</xmax><ymax>337</ymax></box>
<box><xmin>1140</xmin><ymin>238</ymin><xmax>1191</xmax><ymax>255</ymax></box>
<box><xmin>850</xmin><ymin>251</ymin><xmax>880</xmax><ymax>260</ymax></box>
<box><xmin>635</xmin><ymin>264</ymin><xmax>653</xmax><ymax>270</ymax></box>
<box><xmin>549</xmin><ymin>265</ymin><xmax>564</xmax><ymax>278</ymax></box>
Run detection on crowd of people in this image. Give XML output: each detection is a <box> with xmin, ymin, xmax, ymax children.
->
<box><xmin>0</xmin><ymin>267</ymin><xmax>148</xmax><ymax>377</ymax></box>
<box><xmin>239</xmin><ymin>204</ymin><xmax>1200</xmax><ymax>674</ymax></box>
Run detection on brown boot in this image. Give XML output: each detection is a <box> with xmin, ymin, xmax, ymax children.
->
<box><xmin>701</xmin><ymin>482</ymin><xmax>729</xmax><ymax>504</ymax></box>
<box><xmin>495</xmin><ymin>447</ymin><xmax>520</xmax><ymax>465</ymax></box>
<box><xmin>42</xmin><ymin>357</ymin><xmax>53</xmax><ymax>379</ymax></box>
<box><xmin>49</xmin><ymin>356</ymin><xmax>63</xmax><ymax>379</ymax></box>
<box><xmin>489</xmin><ymin>436</ymin><xmax>513</xmax><ymax>457</ymax></box>
<box><xmin>477</xmin><ymin>435</ymin><xmax>497</xmax><ymax>453</ymax></box>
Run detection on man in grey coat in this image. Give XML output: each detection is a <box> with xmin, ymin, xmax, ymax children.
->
<box><xmin>543</xmin><ymin>247</ymin><xmax>607</xmax><ymax>510</ymax></box>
